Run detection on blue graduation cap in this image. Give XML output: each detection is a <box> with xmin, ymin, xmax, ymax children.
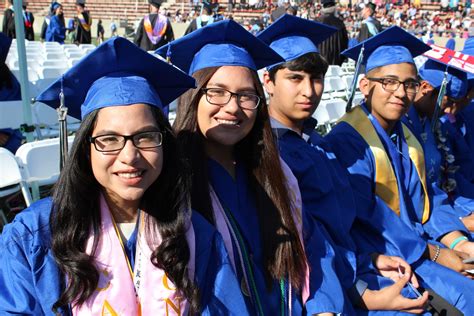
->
<box><xmin>342</xmin><ymin>26</ymin><xmax>431</xmax><ymax>73</ymax></box>
<box><xmin>256</xmin><ymin>14</ymin><xmax>337</xmax><ymax>69</ymax></box>
<box><xmin>155</xmin><ymin>19</ymin><xmax>283</xmax><ymax>75</ymax></box>
<box><xmin>36</xmin><ymin>37</ymin><xmax>196</xmax><ymax>120</ymax></box>
<box><xmin>0</xmin><ymin>32</ymin><xmax>12</xmax><ymax>63</ymax></box>
<box><xmin>419</xmin><ymin>58</ymin><xmax>468</xmax><ymax>100</ymax></box>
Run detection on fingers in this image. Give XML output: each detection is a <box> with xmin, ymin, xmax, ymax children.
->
<box><xmin>391</xmin><ymin>269</ymin><xmax>411</xmax><ymax>292</ymax></box>
<box><xmin>398</xmin><ymin>291</ymin><xmax>429</xmax><ymax>314</ymax></box>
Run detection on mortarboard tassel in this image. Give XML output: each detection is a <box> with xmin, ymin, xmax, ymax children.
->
<box><xmin>431</xmin><ymin>66</ymin><xmax>449</xmax><ymax>133</ymax></box>
<box><xmin>57</xmin><ymin>76</ymin><xmax>69</xmax><ymax>170</ymax></box>
<box><xmin>346</xmin><ymin>44</ymin><xmax>365</xmax><ymax>112</ymax></box>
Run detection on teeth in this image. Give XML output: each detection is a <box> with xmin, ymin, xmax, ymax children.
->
<box><xmin>117</xmin><ymin>171</ymin><xmax>143</xmax><ymax>178</ymax></box>
<box><xmin>216</xmin><ymin>119</ymin><xmax>238</xmax><ymax>125</ymax></box>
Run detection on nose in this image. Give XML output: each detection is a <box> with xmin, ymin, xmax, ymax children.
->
<box><xmin>118</xmin><ymin>139</ymin><xmax>140</xmax><ymax>164</ymax></box>
<box><xmin>301</xmin><ymin>78</ymin><xmax>315</xmax><ymax>99</ymax></box>
<box><xmin>221</xmin><ymin>94</ymin><xmax>241</xmax><ymax>113</ymax></box>
<box><xmin>393</xmin><ymin>82</ymin><xmax>408</xmax><ymax>99</ymax></box>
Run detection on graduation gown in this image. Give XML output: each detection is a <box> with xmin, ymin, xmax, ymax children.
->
<box><xmin>357</xmin><ymin>17</ymin><xmax>381</xmax><ymax>42</ymax></box>
<box><xmin>272</xmin><ymin>118</ymin><xmax>435</xmax><ymax>315</ymax></box>
<box><xmin>134</xmin><ymin>14</ymin><xmax>174</xmax><ymax>51</ymax></box>
<box><xmin>45</xmin><ymin>15</ymin><xmax>66</xmax><ymax>44</ymax></box>
<box><xmin>326</xmin><ymin>104</ymin><xmax>474</xmax><ymax>314</ymax></box>
<box><xmin>0</xmin><ymin>198</ymin><xmax>247</xmax><ymax>315</ymax></box>
<box><xmin>0</xmin><ymin>72</ymin><xmax>23</xmax><ymax>153</ymax></box>
<box><xmin>316</xmin><ymin>13</ymin><xmax>349</xmax><ymax>66</ymax></box>
<box><xmin>403</xmin><ymin>107</ymin><xmax>474</xmax><ymax>222</ymax></box>
<box><xmin>74</xmin><ymin>11</ymin><xmax>92</xmax><ymax>44</ymax></box>
<box><xmin>208</xmin><ymin>158</ymin><xmax>345</xmax><ymax>315</ymax></box>
<box><xmin>184</xmin><ymin>17</ymin><xmax>213</xmax><ymax>36</ymax></box>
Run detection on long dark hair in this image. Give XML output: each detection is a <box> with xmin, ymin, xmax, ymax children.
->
<box><xmin>0</xmin><ymin>63</ymin><xmax>14</xmax><ymax>90</ymax></box>
<box><xmin>50</xmin><ymin>106</ymin><xmax>199</xmax><ymax>312</ymax></box>
<box><xmin>174</xmin><ymin>66</ymin><xmax>307</xmax><ymax>290</ymax></box>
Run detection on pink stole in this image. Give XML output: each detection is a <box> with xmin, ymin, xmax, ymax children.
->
<box><xmin>144</xmin><ymin>14</ymin><xmax>168</xmax><ymax>45</ymax></box>
<box><xmin>210</xmin><ymin>158</ymin><xmax>310</xmax><ymax>307</ymax></box>
<box><xmin>72</xmin><ymin>195</ymin><xmax>195</xmax><ymax>315</ymax></box>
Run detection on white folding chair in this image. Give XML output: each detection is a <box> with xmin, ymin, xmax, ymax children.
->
<box><xmin>66</xmin><ymin>51</ymin><xmax>84</xmax><ymax>59</ymax></box>
<box><xmin>326</xmin><ymin>65</ymin><xmax>343</xmax><ymax>78</ymax></box>
<box><xmin>79</xmin><ymin>44</ymin><xmax>96</xmax><ymax>50</ymax></box>
<box><xmin>41</xmin><ymin>59</ymin><xmax>68</xmax><ymax>68</ymax></box>
<box><xmin>328</xmin><ymin>77</ymin><xmax>347</xmax><ymax>99</ymax></box>
<box><xmin>312</xmin><ymin>103</ymin><xmax>331</xmax><ymax>130</ymax></box>
<box><xmin>0</xmin><ymin>100</ymin><xmax>25</xmax><ymax>130</ymax></box>
<box><xmin>63</xmin><ymin>44</ymin><xmax>79</xmax><ymax>50</ymax></box>
<box><xmin>32</xmin><ymin>102</ymin><xmax>81</xmax><ymax>138</ymax></box>
<box><xmin>16</xmin><ymin>136</ymin><xmax>75</xmax><ymax>206</ymax></box>
<box><xmin>0</xmin><ymin>148</ymin><xmax>23</xmax><ymax>227</ymax></box>
<box><xmin>39</xmin><ymin>66</ymin><xmax>68</xmax><ymax>79</ymax></box>
<box><xmin>325</xmin><ymin>99</ymin><xmax>347</xmax><ymax>123</ymax></box>
<box><xmin>44</xmin><ymin>52</ymin><xmax>66</xmax><ymax>60</ymax></box>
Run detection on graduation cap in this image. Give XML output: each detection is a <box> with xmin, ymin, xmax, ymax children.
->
<box><xmin>256</xmin><ymin>14</ymin><xmax>337</xmax><ymax>69</ymax></box>
<box><xmin>155</xmin><ymin>19</ymin><xmax>283</xmax><ymax>75</ymax></box>
<box><xmin>419</xmin><ymin>58</ymin><xmax>468</xmax><ymax>100</ymax></box>
<box><xmin>148</xmin><ymin>0</ymin><xmax>163</xmax><ymax>8</ymax></box>
<box><xmin>76</xmin><ymin>0</ymin><xmax>85</xmax><ymax>5</ymax></box>
<box><xmin>36</xmin><ymin>37</ymin><xmax>196</xmax><ymax>120</ymax></box>
<box><xmin>51</xmin><ymin>2</ymin><xmax>61</xmax><ymax>10</ymax></box>
<box><xmin>0</xmin><ymin>32</ymin><xmax>12</xmax><ymax>63</ymax></box>
<box><xmin>341</xmin><ymin>26</ymin><xmax>431</xmax><ymax>110</ymax></box>
<box><xmin>418</xmin><ymin>57</ymin><xmax>468</xmax><ymax>132</ymax></box>
<box><xmin>342</xmin><ymin>26</ymin><xmax>431</xmax><ymax>73</ymax></box>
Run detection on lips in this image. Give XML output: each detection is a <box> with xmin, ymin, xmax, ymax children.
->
<box><xmin>116</xmin><ymin>170</ymin><xmax>144</xmax><ymax>179</ymax></box>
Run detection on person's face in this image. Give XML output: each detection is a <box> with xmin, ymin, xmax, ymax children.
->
<box><xmin>264</xmin><ymin>68</ymin><xmax>324</xmax><ymax>131</ymax></box>
<box><xmin>56</xmin><ymin>5</ymin><xmax>63</xmax><ymax>15</ymax></box>
<box><xmin>90</xmin><ymin>104</ymin><xmax>163</xmax><ymax>208</ymax></box>
<box><xmin>197</xmin><ymin>66</ymin><xmax>258</xmax><ymax>150</ymax></box>
<box><xmin>360</xmin><ymin>62</ymin><xmax>418</xmax><ymax>131</ymax></box>
<box><xmin>442</xmin><ymin>93</ymin><xmax>469</xmax><ymax>115</ymax></box>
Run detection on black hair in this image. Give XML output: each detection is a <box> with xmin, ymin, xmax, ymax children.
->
<box><xmin>268</xmin><ymin>52</ymin><xmax>329</xmax><ymax>82</ymax></box>
<box><xmin>50</xmin><ymin>106</ymin><xmax>199</xmax><ymax>313</ymax></box>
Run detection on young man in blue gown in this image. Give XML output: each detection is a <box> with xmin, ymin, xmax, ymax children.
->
<box><xmin>325</xmin><ymin>26</ymin><xmax>474</xmax><ymax>314</ymax></box>
<box><xmin>259</xmin><ymin>15</ymin><xmax>431</xmax><ymax>314</ymax></box>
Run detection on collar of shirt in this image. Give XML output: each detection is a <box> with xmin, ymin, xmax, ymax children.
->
<box><xmin>270</xmin><ymin>117</ymin><xmax>317</xmax><ymax>142</ymax></box>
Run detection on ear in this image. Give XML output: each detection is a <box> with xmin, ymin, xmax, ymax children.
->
<box><xmin>359</xmin><ymin>76</ymin><xmax>370</xmax><ymax>97</ymax></box>
<box><xmin>263</xmin><ymin>71</ymin><xmax>275</xmax><ymax>96</ymax></box>
<box><xmin>419</xmin><ymin>80</ymin><xmax>434</xmax><ymax>95</ymax></box>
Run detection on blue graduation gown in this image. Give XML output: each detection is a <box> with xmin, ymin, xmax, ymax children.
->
<box><xmin>272</xmin><ymin>118</ymin><xmax>433</xmax><ymax>315</ymax></box>
<box><xmin>0</xmin><ymin>198</ymin><xmax>247</xmax><ymax>315</ymax></box>
<box><xmin>45</xmin><ymin>15</ymin><xmax>66</xmax><ymax>43</ymax></box>
<box><xmin>403</xmin><ymin>107</ymin><xmax>474</xmax><ymax>223</ymax></box>
<box><xmin>326</xmin><ymin>104</ymin><xmax>474</xmax><ymax>314</ymax></box>
<box><xmin>0</xmin><ymin>72</ymin><xmax>23</xmax><ymax>153</ymax></box>
<box><xmin>208</xmin><ymin>159</ymin><xmax>345</xmax><ymax>315</ymax></box>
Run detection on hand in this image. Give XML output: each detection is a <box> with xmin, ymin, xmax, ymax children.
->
<box><xmin>361</xmin><ymin>273</ymin><xmax>429</xmax><ymax>313</ymax></box>
<box><xmin>453</xmin><ymin>239</ymin><xmax>474</xmax><ymax>258</ymax></box>
<box><xmin>372</xmin><ymin>254</ymin><xmax>419</xmax><ymax>288</ymax></box>
<box><xmin>430</xmin><ymin>245</ymin><xmax>474</xmax><ymax>279</ymax></box>
<box><xmin>461</xmin><ymin>213</ymin><xmax>474</xmax><ymax>232</ymax></box>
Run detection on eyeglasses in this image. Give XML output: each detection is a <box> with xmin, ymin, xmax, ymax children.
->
<box><xmin>366</xmin><ymin>77</ymin><xmax>420</xmax><ymax>95</ymax></box>
<box><xmin>89</xmin><ymin>131</ymin><xmax>163</xmax><ymax>153</ymax></box>
<box><xmin>201</xmin><ymin>88</ymin><xmax>261</xmax><ymax>110</ymax></box>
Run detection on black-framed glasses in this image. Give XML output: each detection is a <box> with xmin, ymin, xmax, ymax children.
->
<box><xmin>202</xmin><ymin>87</ymin><xmax>261</xmax><ymax>110</ymax></box>
<box><xmin>366</xmin><ymin>77</ymin><xmax>420</xmax><ymax>95</ymax></box>
<box><xmin>89</xmin><ymin>131</ymin><xmax>163</xmax><ymax>152</ymax></box>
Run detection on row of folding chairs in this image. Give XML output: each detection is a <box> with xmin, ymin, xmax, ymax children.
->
<box><xmin>313</xmin><ymin>95</ymin><xmax>365</xmax><ymax>134</ymax></box>
<box><xmin>0</xmin><ymin>136</ymin><xmax>75</xmax><ymax>228</ymax></box>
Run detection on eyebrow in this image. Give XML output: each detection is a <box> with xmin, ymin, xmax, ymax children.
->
<box><xmin>207</xmin><ymin>82</ymin><xmax>256</xmax><ymax>93</ymax></box>
<box><xmin>93</xmin><ymin>125</ymin><xmax>160</xmax><ymax>136</ymax></box>
<box><xmin>382</xmin><ymin>75</ymin><xmax>418</xmax><ymax>81</ymax></box>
